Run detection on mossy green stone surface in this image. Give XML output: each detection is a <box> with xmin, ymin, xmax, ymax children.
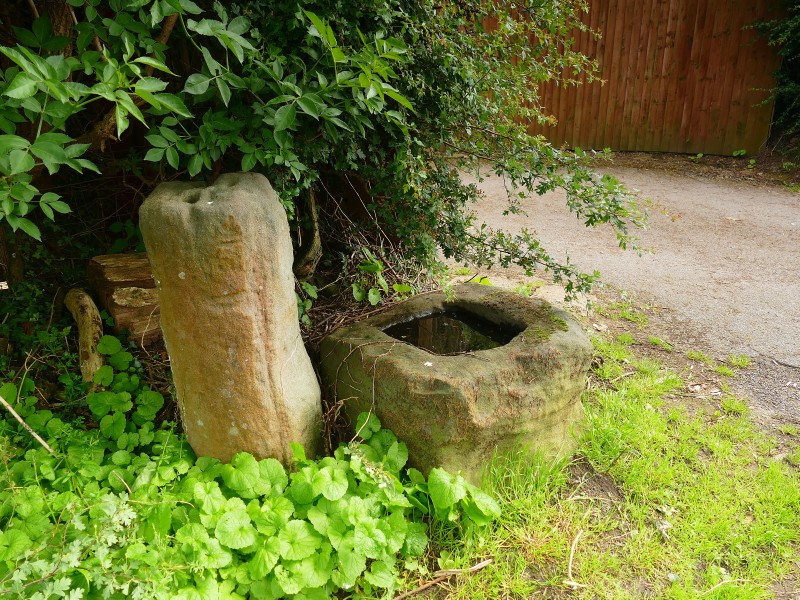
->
<box><xmin>320</xmin><ymin>284</ymin><xmax>591</xmax><ymax>484</ymax></box>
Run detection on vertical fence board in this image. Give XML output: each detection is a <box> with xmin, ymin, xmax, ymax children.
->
<box><xmin>527</xmin><ymin>0</ymin><xmax>781</xmax><ymax>155</ymax></box>
<box><xmin>715</xmin><ymin>8</ymin><xmax>739</xmax><ymax>153</ymax></box>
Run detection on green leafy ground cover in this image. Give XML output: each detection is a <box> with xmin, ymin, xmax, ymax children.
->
<box><xmin>0</xmin><ymin>329</ymin><xmax>498</xmax><ymax>599</ymax></box>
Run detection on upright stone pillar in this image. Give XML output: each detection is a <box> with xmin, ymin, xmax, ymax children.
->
<box><xmin>139</xmin><ymin>173</ymin><xmax>321</xmax><ymax>463</ymax></box>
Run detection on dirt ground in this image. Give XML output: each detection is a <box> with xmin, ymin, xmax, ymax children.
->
<box><xmin>460</xmin><ymin>152</ymin><xmax>800</xmax><ymax>435</ymax></box>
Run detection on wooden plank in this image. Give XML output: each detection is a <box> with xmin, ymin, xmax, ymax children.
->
<box><xmin>633</xmin><ymin>0</ymin><xmax>656</xmax><ymax>150</ymax></box>
<box><xmin>569</xmin><ymin>0</ymin><xmax>595</xmax><ymax>146</ymax></box>
<box><xmin>688</xmin><ymin>0</ymin><xmax>713</xmax><ymax>153</ymax></box>
<box><xmin>678</xmin><ymin>1</ymin><xmax>706</xmax><ymax>152</ymax></box>
<box><xmin>660</xmin><ymin>0</ymin><xmax>692</xmax><ymax>151</ymax></box>
<box><xmin>607</xmin><ymin>0</ymin><xmax>627</xmax><ymax>149</ymax></box>
<box><xmin>739</xmin><ymin>0</ymin><xmax>779</xmax><ymax>153</ymax></box>
<box><xmin>714</xmin><ymin>1</ymin><xmax>740</xmax><ymax>155</ymax></box>
<box><xmin>623</xmin><ymin>0</ymin><xmax>646</xmax><ymax>150</ymax></box>
<box><xmin>568</xmin><ymin>17</ymin><xmax>588</xmax><ymax>148</ymax></box>
<box><xmin>701</xmin><ymin>0</ymin><xmax>725</xmax><ymax>153</ymax></box>
<box><xmin>624</xmin><ymin>0</ymin><xmax>648</xmax><ymax>150</ymax></box>
<box><xmin>721</xmin><ymin>0</ymin><xmax>753</xmax><ymax>154</ymax></box>
<box><xmin>647</xmin><ymin>0</ymin><xmax>676</xmax><ymax>150</ymax></box>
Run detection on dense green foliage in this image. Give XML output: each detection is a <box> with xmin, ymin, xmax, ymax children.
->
<box><xmin>754</xmin><ymin>1</ymin><xmax>800</xmax><ymax>146</ymax></box>
<box><xmin>0</xmin><ymin>0</ymin><xmax>641</xmax><ymax>296</ymax></box>
<box><xmin>0</xmin><ymin>333</ymin><xmax>499</xmax><ymax>598</ymax></box>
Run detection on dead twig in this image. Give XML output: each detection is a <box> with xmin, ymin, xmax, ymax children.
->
<box><xmin>610</xmin><ymin>370</ymin><xmax>636</xmax><ymax>383</ymax></box>
<box><xmin>562</xmin><ymin>529</ymin><xmax>587</xmax><ymax>589</ymax></box>
<box><xmin>26</xmin><ymin>0</ymin><xmax>39</xmax><ymax>19</ymax></box>
<box><xmin>393</xmin><ymin>558</ymin><xmax>493</xmax><ymax>600</ymax></box>
<box><xmin>702</xmin><ymin>579</ymin><xmax>749</xmax><ymax>595</ymax></box>
<box><xmin>0</xmin><ymin>392</ymin><xmax>56</xmax><ymax>456</ymax></box>
<box><xmin>113</xmin><ymin>471</ymin><xmax>133</xmax><ymax>495</ymax></box>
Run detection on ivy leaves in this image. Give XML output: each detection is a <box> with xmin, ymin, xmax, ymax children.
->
<box><xmin>169</xmin><ymin>418</ymin><xmax>441</xmax><ymax>598</ymax></box>
<box><xmin>214</xmin><ymin>500</ymin><xmax>257</xmax><ymax>549</ymax></box>
<box><xmin>278</xmin><ymin>520</ymin><xmax>322</xmax><ymax>560</ymax></box>
<box><xmin>220</xmin><ymin>453</ymin><xmax>287</xmax><ymax>499</ymax></box>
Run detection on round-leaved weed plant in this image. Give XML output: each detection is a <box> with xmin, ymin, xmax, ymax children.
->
<box><xmin>0</xmin><ymin>346</ymin><xmax>499</xmax><ymax>599</ymax></box>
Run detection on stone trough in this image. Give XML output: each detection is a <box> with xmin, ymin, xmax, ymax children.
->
<box><xmin>320</xmin><ymin>283</ymin><xmax>592</xmax><ymax>484</ymax></box>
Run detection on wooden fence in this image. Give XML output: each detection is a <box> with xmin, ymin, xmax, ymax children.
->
<box><xmin>528</xmin><ymin>0</ymin><xmax>782</xmax><ymax>155</ymax></box>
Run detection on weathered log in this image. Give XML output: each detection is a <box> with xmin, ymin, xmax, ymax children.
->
<box><xmin>109</xmin><ymin>287</ymin><xmax>161</xmax><ymax>346</ymax></box>
<box><xmin>88</xmin><ymin>253</ymin><xmax>155</xmax><ymax>298</ymax></box>
<box><xmin>64</xmin><ymin>288</ymin><xmax>104</xmax><ymax>382</ymax></box>
<box><xmin>88</xmin><ymin>253</ymin><xmax>161</xmax><ymax>345</ymax></box>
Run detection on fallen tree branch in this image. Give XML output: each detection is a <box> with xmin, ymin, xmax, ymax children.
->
<box><xmin>64</xmin><ymin>288</ymin><xmax>104</xmax><ymax>382</ymax></box>
<box><xmin>393</xmin><ymin>558</ymin><xmax>493</xmax><ymax>600</ymax></box>
<box><xmin>293</xmin><ymin>187</ymin><xmax>323</xmax><ymax>279</ymax></box>
<box><xmin>154</xmin><ymin>14</ymin><xmax>179</xmax><ymax>48</ymax></box>
<box><xmin>26</xmin><ymin>0</ymin><xmax>39</xmax><ymax>19</ymax></box>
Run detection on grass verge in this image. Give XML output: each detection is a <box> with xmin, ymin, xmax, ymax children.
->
<box><xmin>429</xmin><ymin>336</ymin><xmax>800</xmax><ymax>599</ymax></box>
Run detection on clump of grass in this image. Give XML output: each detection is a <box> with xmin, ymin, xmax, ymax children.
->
<box><xmin>686</xmin><ymin>349</ymin><xmax>712</xmax><ymax>364</ymax></box>
<box><xmin>513</xmin><ymin>282</ymin><xmax>542</xmax><ymax>297</ymax></box>
<box><xmin>599</xmin><ymin>301</ymin><xmax>649</xmax><ymax>327</ymax></box>
<box><xmin>727</xmin><ymin>353</ymin><xmax>752</xmax><ymax>369</ymax></box>
<box><xmin>780</xmin><ymin>424</ymin><xmax>799</xmax><ymax>436</ymax></box>
<box><xmin>648</xmin><ymin>336</ymin><xmax>673</xmax><ymax>352</ymax></box>
<box><xmin>616</xmin><ymin>332</ymin><xmax>635</xmax><ymax>346</ymax></box>
<box><xmin>438</xmin><ymin>336</ymin><xmax>800</xmax><ymax>599</ymax></box>
<box><xmin>720</xmin><ymin>395</ymin><xmax>749</xmax><ymax>416</ymax></box>
<box><xmin>452</xmin><ymin>266</ymin><xmax>473</xmax><ymax>276</ymax></box>
<box><xmin>713</xmin><ymin>364</ymin><xmax>736</xmax><ymax>377</ymax></box>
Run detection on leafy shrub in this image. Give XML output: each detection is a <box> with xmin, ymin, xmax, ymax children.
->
<box><xmin>0</xmin><ymin>0</ymin><xmax>641</xmax><ymax>298</ymax></box>
<box><xmin>753</xmin><ymin>1</ymin><xmax>800</xmax><ymax>148</ymax></box>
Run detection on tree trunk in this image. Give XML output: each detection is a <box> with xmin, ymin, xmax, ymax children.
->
<box><xmin>0</xmin><ymin>228</ymin><xmax>24</xmax><ymax>287</ymax></box>
<box><xmin>293</xmin><ymin>188</ymin><xmax>322</xmax><ymax>280</ymax></box>
<box><xmin>42</xmin><ymin>0</ymin><xmax>74</xmax><ymax>58</ymax></box>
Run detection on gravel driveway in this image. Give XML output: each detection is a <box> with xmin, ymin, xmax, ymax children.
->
<box><xmin>466</xmin><ymin>157</ymin><xmax>800</xmax><ymax>428</ymax></box>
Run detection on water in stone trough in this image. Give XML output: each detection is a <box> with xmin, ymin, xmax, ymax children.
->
<box><xmin>383</xmin><ymin>309</ymin><xmax>521</xmax><ymax>355</ymax></box>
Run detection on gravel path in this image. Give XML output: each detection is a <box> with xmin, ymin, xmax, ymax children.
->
<box><xmin>465</xmin><ymin>159</ymin><xmax>800</xmax><ymax>429</ymax></box>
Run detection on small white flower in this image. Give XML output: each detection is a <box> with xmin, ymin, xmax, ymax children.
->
<box><xmin>424</xmin><ymin>361</ymin><xmax>433</xmax><ymax>367</ymax></box>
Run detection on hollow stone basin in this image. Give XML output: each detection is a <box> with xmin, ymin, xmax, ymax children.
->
<box><xmin>319</xmin><ymin>283</ymin><xmax>592</xmax><ymax>484</ymax></box>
